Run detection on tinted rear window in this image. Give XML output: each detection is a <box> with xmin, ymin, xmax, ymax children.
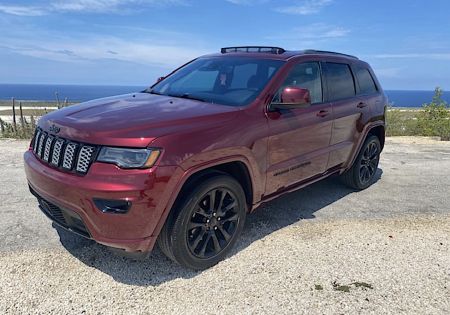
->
<box><xmin>325</xmin><ymin>63</ymin><xmax>355</xmax><ymax>101</ymax></box>
<box><xmin>355</xmin><ymin>66</ymin><xmax>378</xmax><ymax>94</ymax></box>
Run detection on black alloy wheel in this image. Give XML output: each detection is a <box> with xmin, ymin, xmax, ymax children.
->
<box><xmin>157</xmin><ymin>174</ymin><xmax>247</xmax><ymax>270</ymax></box>
<box><xmin>341</xmin><ymin>135</ymin><xmax>381</xmax><ymax>190</ymax></box>
<box><xmin>187</xmin><ymin>188</ymin><xmax>240</xmax><ymax>259</ymax></box>
<box><xmin>359</xmin><ymin>141</ymin><xmax>379</xmax><ymax>185</ymax></box>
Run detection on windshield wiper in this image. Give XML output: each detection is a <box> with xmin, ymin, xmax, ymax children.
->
<box><xmin>144</xmin><ymin>89</ymin><xmax>163</xmax><ymax>95</ymax></box>
<box><xmin>167</xmin><ymin>93</ymin><xmax>206</xmax><ymax>102</ymax></box>
<box><xmin>144</xmin><ymin>90</ymin><xmax>207</xmax><ymax>102</ymax></box>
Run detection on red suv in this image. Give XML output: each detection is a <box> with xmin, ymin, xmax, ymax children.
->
<box><xmin>24</xmin><ymin>47</ymin><xmax>386</xmax><ymax>270</ymax></box>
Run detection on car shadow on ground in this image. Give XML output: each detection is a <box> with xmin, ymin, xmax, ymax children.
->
<box><xmin>56</xmin><ymin>169</ymin><xmax>383</xmax><ymax>286</ymax></box>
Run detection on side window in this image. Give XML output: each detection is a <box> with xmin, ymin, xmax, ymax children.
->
<box><xmin>325</xmin><ymin>63</ymin><xmax>355</xmax><ymax>101</ymax></box>
<box><xmin>355</xmin><ymin>66</ymin><xmax>378</xmax><ymax>94</ymax></box>
<box><xmin>277</xmin><ymin>62</ymin><xmax>323</xmax><ymax>104</ymax></box>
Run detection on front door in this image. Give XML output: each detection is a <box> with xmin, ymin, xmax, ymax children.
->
<box><xmin>265</xmin><ymin>61</ymin><xmax>333</xmax><ymax>195</ymax></box>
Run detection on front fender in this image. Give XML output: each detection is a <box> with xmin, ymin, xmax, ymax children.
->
<box><xmin>149</xmin><ymin>152</ymin><xmax>265</xmax><ymax>244</ymax></box>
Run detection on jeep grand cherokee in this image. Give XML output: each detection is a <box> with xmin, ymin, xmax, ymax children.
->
<box><xmin>24</xmin><ymin>46</ymin><xmax>386</xmax><ymax>270</ymax></box>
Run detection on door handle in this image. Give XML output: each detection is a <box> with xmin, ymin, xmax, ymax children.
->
<box><xmin>357</xmin><ymin>102</ymin><xmax>368</xmax><ymax>108</ymax></box>
<box><xmin>316</xmin><ymin>110</ymin><xmax>329</xmax><ymax>117</ymax></box>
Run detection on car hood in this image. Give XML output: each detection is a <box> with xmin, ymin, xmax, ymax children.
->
<box><xmin>38</xmin><ymin>93</ymin><xmax>241</xmax><ymax>147</ymax></box>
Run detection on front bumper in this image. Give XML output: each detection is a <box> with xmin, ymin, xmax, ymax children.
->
<box><xmin>30</xmin><ymin>185</ymin><xmax>92</xmax><ymax>239</ymax></box>
<box><xmin>24</xmin><ymin>150</ymin><xmax>179</xmax><ymax>252</ymax></box>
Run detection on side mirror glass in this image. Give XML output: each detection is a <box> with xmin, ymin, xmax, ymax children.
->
<box><xmin>271</xmin><ymin>86</ymin><xmax>311</xmax><ymax>110</ymax></box>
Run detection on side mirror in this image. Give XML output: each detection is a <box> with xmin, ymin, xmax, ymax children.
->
<box><xmin>271</xmin><ymin>86</ymin><xmax>311</xmax><ymax>110</ymax></box>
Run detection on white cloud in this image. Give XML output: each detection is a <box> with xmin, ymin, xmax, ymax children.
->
<box><xmin>372</xmin><ymin>53</ymin><xmax>450</xmax><ymax>60</ymax></box>
<box><xmin>293</xmin><ymin>23</ymin><xmax>349</xmax><ymax>39</ymax></box>
<box><xmin>373</xmin><ymin>67</ymin><xmax>402</xmax><ymax>78</ymax></box>
<box><xmin>225</xmin><ymin>0</ymin><xmax>267</xmax><ymax>4</ymax></box>
<box><xmin>266</xmin><ymin>23</ymin><xmax>349</xmax><ymax>44</ymax></box>
<box><xmin>51</xmin><ymin>0</ymin><xmax>139</xmax><ymax>12</ymax></box>
<box><xmin>264</xmin><ymin>23</ymin><xmax>350</xmax><ymax>50</ymax></box>
<box><xmin>275</xmin><ymin>0</ymin><xmax>333</xmax><ymax>15</ymax></box>
<box><xmin>52</xmin><ymin>0</ymin><xmax>184</xmax><ymax>13</ymax></box>
<box><xmin>0</xmin><ymin>0</ymin><xmax>185</xmax><ymax>16</ymax></box>
<box><xmin>1</xmin><ymin>33</ymin><xmax>208</xmax><ymax>68</ymax></box>
<box><xmin>0</xmin><ymin>5</ymin><xmax>46</xmax><ymax>16</ymax></box>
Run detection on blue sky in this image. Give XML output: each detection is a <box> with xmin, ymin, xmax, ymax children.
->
<box><xmin>0</xmin><ymin>0</ymin><xmax>449</xmax><ymax>89</ymax></box>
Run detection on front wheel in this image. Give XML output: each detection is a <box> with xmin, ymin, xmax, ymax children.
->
<box><xmin>158</xmin><ymin>174</ymin><xmax>247</xmax><ymax>270</ymax></box>
<box><xmin>341</xmin><ymin>135</ymin><xmax>381</xmax><ymax>190</ymax></box>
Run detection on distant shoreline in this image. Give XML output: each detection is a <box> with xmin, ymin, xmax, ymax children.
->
<box><xmin>0</xmin><ymin>84</ymin><xmax>449</xmax><ymax>107</ymax></box>
<box><xmin>0</xmin><ymin>99</ymin><xmax>424</xmax><ymax>110</ymax></box>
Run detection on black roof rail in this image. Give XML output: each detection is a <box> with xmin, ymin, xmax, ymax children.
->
<box><xmin>303</xmin><ymin>49</ymin><xmax>358</xmax><ymax>59</ymax></box>
<box><xmin>221</xmin><ymin>46</ymin><xmax>286</xmax><ymax>54</ymax></box>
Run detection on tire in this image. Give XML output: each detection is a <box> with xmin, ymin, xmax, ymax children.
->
<box><xmin>341</xmin><ymin>135</ymin><xmax>381</xmax><ymax>190</ymax></box>
<box><xmin>157</xmin><ymin>174</ymin><xmax>247</xmax><ymax>270</ymax></box>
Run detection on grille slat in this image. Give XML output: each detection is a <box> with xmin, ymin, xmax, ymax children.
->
<box><xmin>32</xmin><ymin>128</ymin><xmax>97</xmax><ymax>175</ymax></box>
<box><xmin>76</xmin><ymin>146</ymin><xmax>95</xmax><ymax>173</ymax></box>
<box><xmin>62</xmin><ymin>143</ymin><xmax>78</xmax><ymax>170</ymax></box>
<box><xmin>43</xmin><ymin>136</ymin><xmax>54</xmax><ymax>162</ymax></box>
<box><xmin>37</xmin><ymin>132</ymin><xmax>46</xmax><ymax>157</ymax></box>
<box><xmin>33</xmin><ymin>130</ymin><xmax>41</xmax><ymax>153</ymax></box>
<box><xmin>51</xmin><ymin>139</ymin><xmax>64</xmax><ymax>166</ymax></box>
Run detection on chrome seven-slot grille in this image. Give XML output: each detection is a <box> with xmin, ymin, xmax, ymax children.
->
<box><xmin>32</xmin><ymin>128</ymin><xmax>97</xmax><ymax>175</ymax></box>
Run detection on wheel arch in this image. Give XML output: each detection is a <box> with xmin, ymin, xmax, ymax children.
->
<box><xmin>171</xmin><ymin>161</ymin><xmax>254</xmax><ymax>214</ymax></box>
<box><xmin>344</xmin><ymin>122</ymin><xmax>385</xmax><ymax>172</ymax></box>
<box><xmin>151</xmin><ymin>156</ymin><xmax>258</xmax><ymax>245</ymax></box>
<box><xmin>368</xmin><ymin>125</ymin><xmax>385</xmax><ymax>151</ymax></box>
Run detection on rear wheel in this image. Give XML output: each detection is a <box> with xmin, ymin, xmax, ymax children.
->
<box><xmin>341</xmin><ymin>135</ymin><xmax>381</xmax><ymax>190</ymax></box>
<box><xmin>158</xmin><ymin>174</ymin><xmax>247</xmax><ymax>270</ymax></box>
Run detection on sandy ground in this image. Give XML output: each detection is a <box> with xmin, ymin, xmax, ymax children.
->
<box><xmin>0</xmin><ymin>137</ymin><xmax>449</xmax><ymax>314</ymax></box>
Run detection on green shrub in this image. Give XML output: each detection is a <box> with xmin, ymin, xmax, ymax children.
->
<box><xmin>386</xmin><ymin>106</ymin><xmax>419</xmax><ymax>136</ymax></box>
<box><xmin>386</xmin><ymin>87</ymin><xmax>450</xmax><ymax>140</ymax></box>
<box><xmin>415</xmin><ymin>87</ymin><xmax>450</xmax><ymax>140</ymax></box>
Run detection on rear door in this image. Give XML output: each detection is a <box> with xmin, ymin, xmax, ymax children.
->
<box><xmin>265</xmin><ymin>61</ymin><xmax>333</xmax><ymax>194</ymax></box>
<box><xmin>324</xmin><ymin>62</ymin><xmax>365</xmax><ymax>169</ymax></box>
<box><xmin>353</xmin><ymin>64</ymin><xmax>384</xmax><ymax>120</ymax></box>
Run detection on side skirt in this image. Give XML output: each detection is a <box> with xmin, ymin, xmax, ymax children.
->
<box><xmin>250</xmin><ymin>165</ymin><xmax>343</xmax><ymax>212</ymax></box>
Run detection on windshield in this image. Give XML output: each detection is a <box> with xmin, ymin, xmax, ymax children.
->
<box><xmin>147</xmin><ymin>57</ymin><xmax>285</xmax><ymax>106</ymax></box>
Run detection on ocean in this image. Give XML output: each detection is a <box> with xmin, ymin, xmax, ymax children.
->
<box><xmin>0</xmin><ymin>84</ymin><xmax>448</xmax><ymax>108</ymax></box>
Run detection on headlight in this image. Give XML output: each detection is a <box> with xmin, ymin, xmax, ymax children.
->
<box><xmin>97</xmin><ymin>147</ymin><xmax>160</xmax><ymax>169</ymax></box>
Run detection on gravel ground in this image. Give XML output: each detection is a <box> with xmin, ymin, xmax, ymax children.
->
<box><xmin>0</xmin><ymin>137</ymin><xmax>449</xmax><ymax>314</ymax></box>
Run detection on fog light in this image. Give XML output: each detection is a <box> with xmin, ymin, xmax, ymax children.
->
<box><xmin>93</xmin><ymin>198</ymin><xmax>132</xmax><ymax>214</ymax></box>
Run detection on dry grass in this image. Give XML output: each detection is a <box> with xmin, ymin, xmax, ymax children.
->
<box><xmin>0</xmin><ymin>100</ymin><xmax>74</xmax><ymax>107</ymax></box>
<box><xmin>0</xmin><ymin>109</ymin><xmax>55</xmax><ymax>115</ymax></box>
